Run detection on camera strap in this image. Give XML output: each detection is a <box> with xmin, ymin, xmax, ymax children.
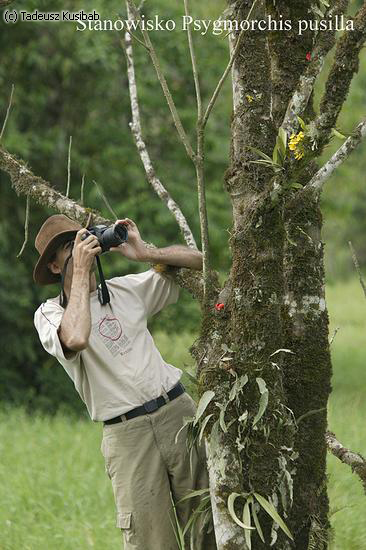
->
<box><xmin>59</xmin><ymin>246</ymin><xmax>110</xmax><ymax>308</ymax></box>
<box><xmin>96</xmin><ymin>255</ymin><xmax>110</xmax><ymax>305</ymax></box>
<box><xmin>59</xmin><ymin>249</ymin><xmax>73</xmax><ymax>309</ymax></box>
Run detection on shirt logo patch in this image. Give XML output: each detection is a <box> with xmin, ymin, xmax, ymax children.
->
<box><xmin>98</xmin><ymin>316</ymin><xmax>122</xmax><ymax>341</ymax></box>
<box><xmin>92</xmin><ymin>315</ymin><xmax>132</xmax><ymax>358</ymax></box>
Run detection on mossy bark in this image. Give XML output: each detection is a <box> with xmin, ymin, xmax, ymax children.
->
<box><xmin>282</xmin><ymin>194</ymin><xmax>332</xmax><ymax>549</ymax></box>
<box><xmin>195</xmin><ymin>2</ymin><xmax>337</xmax><ymax>548</ymax></box>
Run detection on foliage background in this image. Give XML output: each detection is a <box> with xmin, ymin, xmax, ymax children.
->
<box><xmin>0</xmin><ymin>0</ymin><xmax>365</xmax><ymax>548</ymax></box>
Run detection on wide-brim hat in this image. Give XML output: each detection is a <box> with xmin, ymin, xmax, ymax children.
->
<box><xmin>33</xmin><ymin>214</ymin><xmax>83</xmax><ymax>285</ymax></box>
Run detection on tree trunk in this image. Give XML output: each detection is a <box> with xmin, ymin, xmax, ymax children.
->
<box><xmin>195</xmin><ymin>2</ymin><xmax>334</xmax><ymax>548</ymax></box>
<box><xmin>282</xmin><ymin>194</ymin><xmax>332</xmax><ymax>549</ymax></box>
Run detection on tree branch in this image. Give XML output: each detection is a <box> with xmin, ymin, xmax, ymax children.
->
<box><xmin>17</xmin><ymin>193</ymin><xmax>30</xmax><ymax>258</ymax></box>
<box><xmin>304</xmin><ymin>119</ymin><xmax>366</xmax><ymax>194</ymax></box>
<box><xmin>0</xmin><ymin>146</ymin><xmax>100</xmax><ymax>225</ymax></box>
<box><xmin>66</xmin><ymin>135</ymin><xmax>72</xmax><ymax>198</ymax></box>
<box><xmin>281</xmin><ymin>0</ymin><xmax>349</xmax><ymax>135</ymax></box>
<box><xmin>0</xmin><ymin>83</ymin><xmax>15</xmax><ymax>141</ymax></box>
<box><xmin>126</xmin><ymin>0</ymin><xmax>196</xmax><ymax>162</ymax></box>
<box><xmin>202</xmin><ymin>0</ymin><xmax>258</xmax><ymax>129</ymax></box>
<box><xmin>184</xmin><ymin>0</ymin><xmax>202</xmax><ymax>122</ymax></box>
<box><xmin>122</xmin><ymin>8</ymin><xmax>197</xmax><ymax>249</ymax></box>
<box><xmin>0</xmin><ymin>145</ymin><xmax>203</xmax><ymax>299</ymax></box>
<box><xmin>182</xmin><ymin>0</ymin><xmax>211</xmax><ymax>297</ymax></box>
<box><xmin>349</xmin><ymin>241</ymin><xmax>366</xmax><ymax>299</ymax></box>
<box><xmin>326</xmin><ymin>431</ymin><xmax>366</xmax><ymax>494</ymax></box>
<box><xmin>314</xmin><ymin>1</ymin><xmax>366</xmax><ymax>148</ymax></box>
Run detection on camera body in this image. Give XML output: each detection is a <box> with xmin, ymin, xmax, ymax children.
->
<box><xmin>82</xmin><ymin>223</ymin><xmax>128</xmax><ymax>253</ymax></box>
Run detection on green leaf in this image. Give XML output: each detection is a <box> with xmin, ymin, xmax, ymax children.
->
<box><xmin>194</xmin><ymin>391</ymin><xmax>215</xmax><ymax>426</ymax></box>
<box><xmin>175</xmin><ymin>416</ymin><xmax>194</xmax><ymax>444</ymax></box>
<box><xmin>229</xmin><ymin>374</ymin><xmax>248</xmax><ymax>401</ymax></box>
<box><xmin>332</xmin><ymin>127</ymin><xmax>346</xmax><ymax>140</ymax></box>
<box><xmin>169</xmin><ymin>499</ymin><xmax>186</xmax><ymax>550</ymax></box>
<box><xmin>250</xmin><ymin>500</ymin><xmax>265</xmax><ymax>543</ymax></box>
<box><xmin>246</xmin><ymin>146</ymin><xmax>272</xmax><ymax>162</ymax></box>
<box><xmin>219</xmin><ymin>407</ymin><xmax>227</xmax><ymax>433</ymax></box>
<box><xmin>248</xmin><ymin>159</ymin><xmax>274</xmax><ymax>167</ymax></box>
<box><xmin>279</xmin><ymin>127</ymin><xmax>288</xmax><ymax>153</ymax></box>
<box><xmin>243</xmin><ymin>500</ymin><xmax>252</xmax><ymax>550</ymax></box>
<box><xmin>272</xmin><ymin>145</ymin><xmax>280</xmax><ymax>166</ymax></box>
<box><xmin>199</xmin><ymin>413</ymin><xmax>213</xmax><ymax>444</ymax></box>
<box><xmin>297</xmin><ymin>116</ymin><xmax>306</xmax><ymax>131</ymax></box>
<box><xmin>253</xmin><ymin>493</ymin><xmax>294</xmax><ymax>541</ymax></box>
<box><xmin>290</xmin><ymin>182</ymin><xmax>303</xmax><ymax>190</ymax></box>
<box><xmin>177</xmin><ymin>487</ymin><xmax>210</xmax><ymax>504</ymax></box>
<box><xmin>253</xmin><ymin>378</ymin><xmax>269</xmax><ymax>426</ymax></box>
<box><xmin>227</xmin><ymin>493</ymin><xmax>255</xmax><ymax>530</ymax></box>
<box><xmin>274</xmin><ymin>128</ymin><xmax>287</xmax><ymax>165</ymax></box>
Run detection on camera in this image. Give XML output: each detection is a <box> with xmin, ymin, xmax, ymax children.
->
<box><xmin>81</xmin><ymin>223</ymin><xmax>128</xmax><ymax>253</ymax></box>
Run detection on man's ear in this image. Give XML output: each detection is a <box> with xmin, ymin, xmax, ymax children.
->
<box><xmin>47</xmin><ymin>260</ymin><xmax>61</xmax><ymax>275</ymax></box>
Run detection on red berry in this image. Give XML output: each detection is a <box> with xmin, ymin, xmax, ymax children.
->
<box><xmin>306</xmin><ymin>52</ymin><xmax>311</xmax><ymax>61</ymax></box>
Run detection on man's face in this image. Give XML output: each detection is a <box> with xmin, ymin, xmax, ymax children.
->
<box><xmin>48</xmin><ymin>239</ymin><xmax>97</xmax><ymax>278</ymax></box>
<box><xmin>47</xmin><ymin>240</ymin><xmax>75</xmax><ymax>278</ymax></box>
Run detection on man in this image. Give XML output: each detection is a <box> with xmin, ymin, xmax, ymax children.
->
<box><xmin>33</xmin><ymin>214</ymin><xmax>216</xmax><ymax>550</ymax></box>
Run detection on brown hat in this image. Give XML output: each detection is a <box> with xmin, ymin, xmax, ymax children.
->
<box><xmin>33</xmin><ymin>214</ymin><xmax>83</xmax><ymax>285</ymax></box>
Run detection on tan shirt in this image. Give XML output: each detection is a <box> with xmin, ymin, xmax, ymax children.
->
<box><xmin>34</xmin><ymin>268</ymin><xmax>182</xmax><ymax>421</ymax></box>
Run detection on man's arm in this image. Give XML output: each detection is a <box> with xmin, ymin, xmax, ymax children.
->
<box><xmin>111</xmin><ymin>218</ymin><xmax>203</xmax><ymax>270</ymax></box>
<box><xmin>58</xmin><ymin>230</ymin><xmax>101</xmax><ymax>353</ymax></box>
<box><xmin>58</xmin><ymin>269</ymin><xmax>92</xmax><ymax>353</ymax></box>
<box><xmin>139</xmin><ymin>245</ymin><xmax>202</xmax><ymax>270</ymax></box>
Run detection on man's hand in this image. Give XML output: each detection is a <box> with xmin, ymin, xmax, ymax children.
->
<box><xmin>72</xmin><ymin>229</ymin><xmax>102</xmax><ymax>272</ymax></box>
<box><xmin>110</xmin><ymin>218</ymin><xmax>148</xmax><ymax>261</ymax></box>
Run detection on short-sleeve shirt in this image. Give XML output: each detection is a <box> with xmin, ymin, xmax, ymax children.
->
<box><xmin>34</xmin><ymin>268</ymin><xmax>182</xmax><ymax>421</ymax></box>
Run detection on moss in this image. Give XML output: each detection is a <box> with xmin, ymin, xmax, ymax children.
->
<box><xmin>317</xmin><ymin>3</ymin><xmax>366</xmax><ymax>150</ymax></box>
<box><xmin>282</xmin><ymin>190</ymin><xmax>331</xmax><ymax>549</ymax></box>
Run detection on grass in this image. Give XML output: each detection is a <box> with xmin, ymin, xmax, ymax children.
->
<box><xmin>326</xmin><ymin>278</ymin><xmax>366</xmax><ymax>550</ymax></box>
<box><xmin>0</xmin><ymin>277</ymin><xmax>365</xmax><ymax>549</ymax></box>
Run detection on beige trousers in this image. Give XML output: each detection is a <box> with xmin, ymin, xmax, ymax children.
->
<box><xmin>100</xmin><ymin>391</ymin><xmax>217</xmax><ymax>550</ymax></box>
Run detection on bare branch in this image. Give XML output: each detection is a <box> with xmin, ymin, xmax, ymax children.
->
<box><xmin>202</xmin><ymin>0</ymin><xmax>258</xmax><ymax>129</ymax></box>
<box><xmin>93</xmin><ymin>179</ymin><xmax>118</xmax><ymax>219</ymax></box>
<box><xmin>181</xmin><ymin>0</ymin><xmax>210</xmax><ymax>291</ymax></box>
<box><xmin>326</xmin><ymin>431</ymin><xmax>366</xmax><ymax>494</ymax></box>
<box><xmin>0</xmin><ymin>145</ymin><xmax>103</xmax><ymax>225</ymax></box>
<box><xmin>66</xmin><ymin>135</ymin><xmax>72</xmax><ymax>198</ymax></box>
<box><xmin>0</xmin><ymin>145</ymin><xmax>204</xmax><ymax>298</ymax></box>
<box><xmin>80</xmin><ymin>173</ymin><xmax>85</xmax><ymax>205</ymax></box>
<box><xmin>329</xmin><ymin>326</ymin><xmax>340</xmax><ymax>346</ymax></box>
<box><xmin>281</xmin><ymin>0</ymin><xmax>349</xmax><ymax>135</ymax></box>
<box><xmin>314</xmin><ymin>1</ymin><xmax>366</xmax><ymax>148</ymax></box>
<box><xmin>123</xmin><ymin>6</ymin><xmax>197</xmax><ymax>249</ymax></box>
<box><xmin>0</xmin><ymin>83</ymin><xmax>15</xmax><ymax>141</ymax></box>
<box><xmin>17</xmin><ymin>194</ymin><xmax>30</xmax><ymax>258</ymax></box>
<box><xmin>349</xmin><ymin>241</ymin><xmax>366</xmax><ymax>299</ymax></box>
<box><xmin>127</xmin><ymin>0</ymin><xmax>196</xmax><ymax>162</ymax></box>
<box><xmin>183</xmin><ymin>0</ymin><xmax>202</xmax><ymax>121</ymax></box>
<box><xmin>305</xmin><ymin>119</ymin><xmax>366</xmax><ymax>194</ymax></box>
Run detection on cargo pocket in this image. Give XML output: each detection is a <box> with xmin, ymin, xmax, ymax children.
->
<box><xmin>117</xmin><ymin>511</ymin><xmax>134</xmax><ymax>545</ymax></box>
<box><xmin>116</xmin><ymin>511</ymin><xmax>131</xmax><ymax>529</ymax></box>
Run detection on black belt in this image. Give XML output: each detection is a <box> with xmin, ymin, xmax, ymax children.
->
<box><xmin>103</xmin><ymin>381</ymin><xmax>185</xmax><ymax>425</ymax></box>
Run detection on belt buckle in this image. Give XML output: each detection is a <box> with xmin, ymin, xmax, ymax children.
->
<box><xmin>143</xmin><ymin>398</ymin><xmax>159</xmax><ymax>413</ymax></box>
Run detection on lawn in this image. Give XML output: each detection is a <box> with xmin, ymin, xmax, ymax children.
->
<box><xmin>0</xmin><ymin>278</ymin><xmax>365</xmax><ymax>549</ymax></box>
